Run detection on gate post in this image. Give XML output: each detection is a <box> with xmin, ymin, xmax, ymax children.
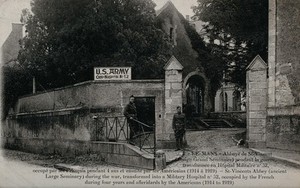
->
<box><xmin>246</xmin><ymin>55</ymin><xmax>268</xmax><ymax>148</ymax></box>
<box><xmin>159</xmin><ymin>56</ymin><xmax>183</xmax><ymax>148</ymax></box>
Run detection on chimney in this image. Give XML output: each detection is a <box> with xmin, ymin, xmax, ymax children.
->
<box><xmin>12</xmin><ymin>23</ymin><xmax>24</xmax><ymax>37</ymax></box>
<box><xmin>186</xmin><ymin>15</ymin><xmax>190</xmax><ymax>21</ymax></box>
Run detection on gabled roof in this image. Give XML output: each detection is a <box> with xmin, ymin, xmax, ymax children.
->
<box><xmin>1</xmin><ymin>23</ymin><xmax>24</xmax><ymax>65</ymax></box>
<box><xmin>164</xmin><ymin>55</ymin><xmax>183</xmax><ymax>70</ymax></box>
<box><xmin>156</xmin><ymin>0</ymin><xmax>177</xmax><ymax>17</ymax></box>
<box><xmin>246</xmin><ymin>55</ymin><xmax>267</xmax><ymax>70</ymax></box>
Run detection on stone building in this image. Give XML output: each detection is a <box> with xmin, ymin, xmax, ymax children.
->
<box><xmin>247</xmin><ymin>0</ymin><xmax>300</xmax><ymax>151</ymax></box>
<box><xmin>266</xmin><ymin>0</ymin><xmax>300</xmax><ymax>151</ymax></box>
<box><xmin>214</xmin><ymin>82</ymin><xmax>244</xmax><ymax>112</ymax></box>
<box><xmin>155</xmin><ymin>1</ymin><xmax>213</xmax><ymax>117</ymax></box>
<box><xmin>1</xmin><ymin>23</ymin><xmax>24</xmax><ymax>65</ymax></box>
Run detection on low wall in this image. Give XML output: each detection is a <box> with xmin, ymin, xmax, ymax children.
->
<box><xmin>91</xmin><ymin>142</ymin><xmax>154</xmax><ymax>169</ymax></box>
<box><xmin>4</xmin><ymin>138</ymin><xmax>154</xmax><ymax>169</ymax></box>
<box><xmin>266</xmin><ymin>106</ymin><xmax>300</xmax><ymax>151</ymax></box>
<box><xmin>3</xmin><ymin>110</ymin><xmax>89</xmax><ymax>141</ymax></box>
<box><xmin>16</xmin><ymin>80</ymin><xmax>165</xmax><ymax>131</ymax></box>
<box><xmin>209</xmin><ymin>111</ymin><xmax>246</xmax><ymax>127</ymax></box>
<box><xmin>2</xmin><ymin>79</ymin><xmax>167</xmax><ymax>169</ymax></box>
<box><xmin>2</xmin><ymin>108</ymin><xmax>154</xmax><ymax>169</ymax></box>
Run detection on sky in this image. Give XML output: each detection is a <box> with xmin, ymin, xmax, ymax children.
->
<box><xmin>0</xmin><ymin>0</ymin><xmax>197</xmax><ymax>46</ymax></box>
<box><xmin>0</xmin><ymin>0</ymin><xmax>31</xmax><ymax>45</ymax></box>
<box><xmin>154</xmin><ymin>0</ymin><xmax>197</xmax><ymax>16</ymax></box>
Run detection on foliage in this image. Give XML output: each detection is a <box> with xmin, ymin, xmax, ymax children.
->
<box><xmin>192</xmin><ymin>0</ymin><xmax>268</xmax><ymax>86</ymax></box>
<box><xmin>20</xmin><ymin>8</ymin><xmax>30</xmax><ymax>23</ymax></box>
<box><xmin>2</xmin><ymin>64</ymin><xmax>32</xmax><ymax>118</ymax></box>
<box><xmin>182</xmin><ymin>19</ymin><xmax>225</xmax><ymax>95</ymax></box>
<box><xmin>2</xmin><ymin>0</ymin><xmax>171</xmax><ymax>118</ymax></box>
<box><xmin>18</xmin><ymin>0</ymin><xmax>171</xmax><ymax>90</ymax></box>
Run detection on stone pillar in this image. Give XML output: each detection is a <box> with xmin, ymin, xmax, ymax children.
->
<box><xmin>246</xmin><ymin>55</ymin><xmax>268</xmax><ymax>148</ymax></box>
<box><xmin>155</xmin><ymin>150</ymin><xmax>166</xmax><ymax>170</ymax></box>
<box><xmin>158</xmin><ymin>56</ymin><xmax>183</xmax><ymax>148</ymax></box>
<box><xmin>268</xmin><ymin>0</ymin><xmax>276</xmax><ymax>108</ymax></box>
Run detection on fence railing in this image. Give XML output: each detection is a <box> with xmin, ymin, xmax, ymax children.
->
<box><xmin>92</xmin><ymin>116</ymin><xmax>156</xmax><ymax>154</ymax></box>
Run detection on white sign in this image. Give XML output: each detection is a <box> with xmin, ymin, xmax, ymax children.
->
<box><xmin>94</xmin><ymin>67</ymin><xmax>131</xmax><ymax>80</ymax></box>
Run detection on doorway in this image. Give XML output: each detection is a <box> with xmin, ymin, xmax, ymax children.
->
<box><xmin>185</xmin><ymin>75</ymin><xmax>205</xmax><ymax>117</ymax></box>
<box><xmin>134</xmin><ymin>97</ymin><xmax>155</xmax><ymax>131</ymax></box>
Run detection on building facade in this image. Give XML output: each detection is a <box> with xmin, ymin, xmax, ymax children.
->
<box><xmin>247</xmin><ymin>0</ymin><xmax>300</xmax><ymax>151</ymax></box>
<box><xmin>266</xmin><ymin>0</ymin><xmax>300</xmax><ymax>151</ymax></box>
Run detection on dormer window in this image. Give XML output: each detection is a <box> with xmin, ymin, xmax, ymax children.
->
<box><xmin>169</xmin><ymin>27</ymin><xmax>174</xmax><ymax>41</ymax></box>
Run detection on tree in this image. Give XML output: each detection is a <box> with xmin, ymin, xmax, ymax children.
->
<box><xmin>192</xmin><ymin>0</ymin><xmax>268</xmax><ymax>86</ymax></box>
<box><xmin>18</xmin><ymin>0</ymin><xmax>171</xmax><ymax>90</ymax></box>
<box><xmin>2</xmin><ymin>0</ymin><xmax>171</xmax><ymax>118</ymax></box>
<box><xmin>182</xmin><ymin>19</ymin><xmax>225</xmax><ymax>97</ymax></box>
<box><xmin>2</xmin><ymin>64</ymin><xmax>32</xmax><ymax>118</ymax></box>
<box><xmin>20</xmin><ymin>8</ymin><xmax>30</xmax><ymax>23</ymax></box>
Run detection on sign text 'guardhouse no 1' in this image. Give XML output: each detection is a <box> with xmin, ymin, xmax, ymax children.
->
<box><xmin>94</xmin><ymin>67</ymin><xmax>132</xmax><ymax>80</ymax></box>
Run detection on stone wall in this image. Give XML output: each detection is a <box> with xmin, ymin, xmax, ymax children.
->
<box><xmin>266</xmin><ymin>0</ymin><xmax>300</xmax><ymax>151</ymax></box>
<box><xmin>266</xmin><ymin>105</ymin><xmax>300</xmax><ymax>151</ymax></box>
<box><xmin>3</xmin><ymin>137</ymin><xmax>155</xmax><ymax>169</ymax></box>
<box><xmin>266</xmin><ymin>108</ymin><xmax>300</xmax><ymax>151</ymax></box>
<box><xmin>2</xmin><ymin>80</ymin><xmax>168</xmax><ymax>154</ymax></box>
<box><xmin>275</xmin><ymin>1</ymin><xmax>300</xmax><ymax>105</ymax></box>
<box><xmin>4</xmin><ymin>109</ymin><xmax>91</xmax><ymax>142</ymax></box>
<box><xmin>268</xmin><ymin>0</ymin><xmax>300</xmax><ymax>107</ymax></box>
<box><xmin>16</xmin><ymin>80</ymin><xmax>165</xmax><ymax>130</ymax></box>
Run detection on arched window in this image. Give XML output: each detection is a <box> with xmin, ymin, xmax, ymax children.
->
<box><xmin>233</xmin><ymin>90</ymin><xmax>241</xmax><ymax>111</ymax></box>
<box><xmin>224</xmin><ymin>92</ymin><xmax>228</xmax><ymax>111</ymax></box>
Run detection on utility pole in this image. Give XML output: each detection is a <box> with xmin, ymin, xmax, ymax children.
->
<box><xmin>33</xmin><ymin>76</ymin><xmax>36</xmax><ymax>94</ymax></box>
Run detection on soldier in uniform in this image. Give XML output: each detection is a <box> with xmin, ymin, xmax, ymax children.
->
<box><xmin>124</xmin><ymin>95</ymin><xmax>138</xmax><ymax>140</ymax></box>
<box><xmin>172</xmin><ymin>106</ymin><xmax>186</xmax><ymax>151</ymax></box>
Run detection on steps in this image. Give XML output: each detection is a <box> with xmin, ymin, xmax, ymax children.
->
<box><xmin>201</xmin><ymin>119</ymin><xmax>234</xmax><ymax>128</ymax></box>
<box><xmin>186</xmin><ymin>118</ymin><xmax>209</xmax><ymax>130</ymax></box>
<box><xmin>186</xmin><ymin>118</ymin><xmax>234</xmax><ymax>130</ymax></box>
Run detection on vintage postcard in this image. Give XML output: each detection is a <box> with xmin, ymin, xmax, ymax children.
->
<box><xmin>1</xmin><ymin>0</ymin><xmax>300</xmax><ymax>187</ymax></box>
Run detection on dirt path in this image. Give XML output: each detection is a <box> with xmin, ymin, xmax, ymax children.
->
<box><xmin>185</xmin><ymin>128</ymin><xmax>244</xmax><ymax>150</ymax></box>
<box><xmin>166</xmin><ymin>128</ymin><xmax>300</xmax><ymax>187</ymax></box>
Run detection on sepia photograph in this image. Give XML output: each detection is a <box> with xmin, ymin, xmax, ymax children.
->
<box><xmin>0</xmin><ymin>0</ymin><xmax>300</xmax><ymax>187</ymax></box>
